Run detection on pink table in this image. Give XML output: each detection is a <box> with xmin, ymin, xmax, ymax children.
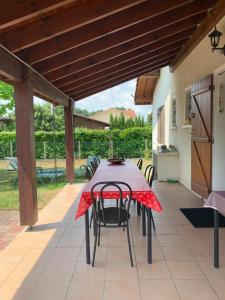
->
<box><xmin>75</xmin><ymin>159</ymin><xmax>162</xmax><ymax>264</ymax></box>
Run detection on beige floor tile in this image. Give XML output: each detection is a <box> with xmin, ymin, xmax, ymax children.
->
<box><xmin>73</xmin><ymin>262</ymin><xmax>106</xmax><ymax>280</ymax></box>
<box><xmin>78</xmin><ymin>247</ymin><xmax>107</xmax><ymax>263</ymax></box>
<box><xmin>0</xmin><ymin>262</ymin><xmax>17</xmax><ymax>281</ymax></box>
<box><xmin>104</xmin><ymin>280</ymin><xmax>141</xmax><ymax>300</ymax></box>
<box><xmin>0</xmin><ymin>281</ymin><xmax>35</xmax><ymax>300</ymax></box>
<box><xmin>50</xmin><ymin>247</ymin><xmax>80</xmax><ymax>262</ymax></box>
<box><xmin>29</xmin><ymin>280</ymin><xmax>69</xmax><ymax>300</ymax></box>
<box><xmin>57</xmin><ymin>236</ymin><xmax>84</xmax><ymax>248</ymax></box>
<box><xmin>140</xmin><ymin>279</ymin><xmax>180</xmax><ymax>300</ymax></box>
<box><xmin>170</xmin><ymin>217</ymin><xmax>190</xmax><ymax>225</ymax></box>
<box><xmin>66</xmin><ymin>280</ymin><xmax>104</xmax><ymax>300</ymax></box>
<box><xmin>32</xmin><ymin>237</ymin><xmax>60</xmax><ymax>248</ymax></box>
<box><xmin>208</xmin><ymin>279</ymin><xmax>225</xmax><ymax>300</ymax></box>
<box><xmin>162</xmin><ymin>246</ymin><xmax>194</xmax><ymax>261</ymax></box>
<box><xmin>20</xmin><ymin>248</ymin><xmax>53</xmax><ymax>264</ymax></box>
<box><xmin>134</xmin><ymin>246</ymin><xmax>164</xmax><ymax>262</ymax></box>
<box><xmin>174</xmin><ymin>279</ymin><xmax>219</xmax><ymax>300</ymax></box>
<box><xmin>40</xmin><ymin>261</ymin><xmax>76</xmax><ymax>282</ymax></box>
<box><xmin>0</xmin><ymin>248</ymin><xmax>28</xmax><ymax>263</ymax></box>
<box><xmin>157</xmin><ymin>234</ymin><xmax>184</xmax><ymax>246</ymax></box>
<box><xmin>154</xmin><ymin>225</ymin><xmax>178</xmax><ymax>235</ymax></box>
<box><xmin>137</xmin><ymin>261</ymin><xmax>171</xmax><ymax>279</ymax></box>
<box><xmin>7</xmin><ymin>261</ymin><xmax>45</xmax><ymax>282</ymax></box>
<box><xmin>154</xmin><ymin>218</ymin><xmax>172</xmax><ymax>225</ymax></box>
<box><xmin>198</xmin><ymin>261</ymin><xmax>225</xmax><ymax>279</ymax></box>
<box><xmin>132</xmin><ymin>235</ymin><xmax>159</xmax><ymax>247</ymax></box>
<box><xmin>167</xmin><ymin>261</ymin><xmax>205</xmax><ymax>279</ymax></box>
<box><xmin>106</xmin><ymin>262</ymin><xmax>138</xmax><ymax>280</ymax></box>
<box><xmin>107</xmin><ymin>247</ymin><xmax>134</xmax><ymax>263</ymax></box>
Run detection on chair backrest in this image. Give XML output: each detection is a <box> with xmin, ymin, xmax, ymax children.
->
<box><xmin>80</xmin><ymin>165</ymin><xmax>93</xmax><ymax>181</ymax></box>
<box><xmin>94</xmin><ymin>156</ymin><xmax>100</xmax><ymax>165</ymax></box>
<box><xmin>144</xmin><ymin>164</ymin><xmax>155</xmax><ymax>187</ymax></box>
<box><xmin>137</xmin><ymin>158</ymin><xmax>143</xmax><ymax>170</ymax></box>
<box><xmin>93</xmin><ymin>156</ymin><xmax>100</xmax><ymax>167</ymax></box>
<box><xmin>91</xmin><ymin>181</ymin><xmax>133</xmax><ymax>226</ymax></box>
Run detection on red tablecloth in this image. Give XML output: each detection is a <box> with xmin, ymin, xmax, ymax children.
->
<box><xmin>75</xmin><ymin>160</ymin><xmax>162</xmax><ymax>219</ymax></box>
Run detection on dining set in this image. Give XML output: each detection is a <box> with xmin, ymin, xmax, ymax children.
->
<box><xmin>75</xmin><ymin>157</ymin><xmax>162</xmax><ymax>267</ymax></box>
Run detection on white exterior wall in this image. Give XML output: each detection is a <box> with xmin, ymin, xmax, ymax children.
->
<box><xmin>152</xmin><ymin>16</ymin><xmax>225</xmax><ymax>190</ymax></box>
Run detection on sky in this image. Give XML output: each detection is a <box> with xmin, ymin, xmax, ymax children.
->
<box><xmin>75</xmin><ymin>79</ymin><xmax>152</xmax><ymax>119</ymax></box>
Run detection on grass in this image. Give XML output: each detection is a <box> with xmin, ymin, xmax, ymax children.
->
<box><xmin>0</xmin><ymin>158</ymin><xmax>150</xmax><ymax>210</ymax></box>
<box><xmin>0</xmin><ymin>159</ymin><xmax>88</xmax><ymax>210</ymax></box>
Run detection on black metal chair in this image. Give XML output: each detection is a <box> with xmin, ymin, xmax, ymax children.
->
<box><xmin>80</xmin><ymin>164</ymin><xmax>93</xmax><ymax>181</ymax></box>
<box><xmin>91</xmin><ymin>181</ymin><xmax>133</xmax><ymax>267</ymax></box>
<box><xmin>143</xmin><ymin>164</ymin><xmax>156</xmax><ymax>231</ymax></box>
<box><xmin>137</xmin><ymin>158</ymin><xmax>143</xmax><ymax>170</ymax></box>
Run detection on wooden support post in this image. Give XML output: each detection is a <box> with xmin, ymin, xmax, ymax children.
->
<box><xmin>64</xmin><ymin>100</ymin><xmax>74</xmax><ymax>184</ymax></box>
<box><xmin>14</xmin><ymin>72</ymin><xmax>38</xmax><ymax>226</ymax></box>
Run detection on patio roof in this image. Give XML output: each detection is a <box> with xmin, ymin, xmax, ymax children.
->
<box><xmin>1</xmin><ymin>0</ymin><xmax>225</xmax><ymax>104</ymax></box>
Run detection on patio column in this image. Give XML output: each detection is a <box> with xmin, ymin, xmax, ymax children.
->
<box><xmin>14</xmin><ymin>71</ymin><xmax>38</xmax><ymax>226</ymax></box>
<box><xmin>64</xmin><ymin>100</ymin><xmax>74</xmax><ymax>184</ymax></box>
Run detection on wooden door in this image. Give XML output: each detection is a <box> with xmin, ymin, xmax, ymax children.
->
<box><xmin>191</xmin><ymin>75</ymin><xmax>213</xmax><ymax>198</ymax></box>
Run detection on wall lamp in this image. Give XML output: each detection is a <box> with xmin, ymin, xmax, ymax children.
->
<box><xmin>208</xmin><ymin>26</ymin><xmax>225</xmax><ymax>55</ymax></box>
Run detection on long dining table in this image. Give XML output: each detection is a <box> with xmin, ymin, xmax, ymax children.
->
<box><xmin>75</xmin><ymin>159</ymin><xmax>162</xmax><ymax>264</ymax></box>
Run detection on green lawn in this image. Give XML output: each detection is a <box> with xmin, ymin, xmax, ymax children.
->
<box><xmin>0</xmin><ymin>158</ymin><xmax>149</xmax><ymax>210</ymax></box>
<box><xmin>0</xmin><ymin>159</ymin><xmax>88</xmax><ymax>210</ymax></box>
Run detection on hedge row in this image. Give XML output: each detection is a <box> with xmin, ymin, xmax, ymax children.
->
<box><xmin>0</xmin><ymin>127</ymin><xmax>152</xmax><ymax>159</ymax></box>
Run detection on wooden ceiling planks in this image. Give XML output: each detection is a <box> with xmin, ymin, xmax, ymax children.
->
<box><xmin>0</xmin><ymin>0</ymin><xmax>221</xmax><ymax>104</ymax></box>
<box><xmin>18</xmin><ymin>0</ymin><xmax>192</xmax><ymax>65</ymax></box>
<box><xmin>0</xmin><ymin>0</ymin><xmax>147</xmax><ymax>52</ymax></box>
<box><xmin>32</xmin><ymin>1</ymin><xmax>213</xmax><ymax>75</ymax></box>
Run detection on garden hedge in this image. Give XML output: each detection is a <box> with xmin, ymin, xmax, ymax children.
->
<box><xmin>0</xmin><ymin>127</ymin><xmax>151</xmax><ymax>159</ymax></box>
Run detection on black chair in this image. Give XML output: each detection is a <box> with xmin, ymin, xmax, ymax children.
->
<box><xmin>80</xmin><ymin>164</ymin><xmax>93</xmax><ymax>181</ymax></box>
<box><xmin>143</xmin><ymin>164</ymin><xmax>156</xmax><ymax>231</ymax></box>
<box><xmin>137</xmin><ymin>158</ymin><xmax>143</xmax><ymax>170</ymax></box>
<box><xmin>91</xmin><ymin>181</ymin><xmax>133</xmax><ymax>267</ymax></box>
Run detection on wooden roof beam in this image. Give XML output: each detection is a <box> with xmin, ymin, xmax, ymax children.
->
<box><xmin>0</xmin><ymin>46</ymin><xmax>23</xmax><ymax>81</ymax></box>
<box><xmin>33</xmin><ymin>1</ymin><xmax>213</xmax><ymax>74</ymax></box>
<box><xmin>0</xmin><ymin>0</ymin><xmax>76</xmax><ymax>30</ymax></box>
<box><xmin>19</xmin><ymin>0</ymin><xmax>193</xmax><ymax>65</ymax></box>
<box><xmin>68</xmin><ymin>57</ymin><xmax>174</xmax><ymax>96</ymax></box>
<box><xmin>170</xmin><ymin>0</ymin><xmax>225</xmax><ymax>71</ymax></box>
<box><xmin>0</xmin><ymin>45</ymin><xmax>70</xmax><ymax>106</ymax></box>
<box><xmin>61</xmin><ymin>44</ymin><xmax>184</xmax><ymax>94</ymax></box>
<box><xmin>52</xmin><ymin>21</ymin><xmax>200</xmax><ymax>87</ymax></box>
<box><xmin>72</xmin><ymin>63</ymin><xmax>169</xmax><ymax>101</ymax></box>
<box><xmin>0</xmin><ymin>0</ymin><xmax>148</xmax><ymax>52</ymax></box>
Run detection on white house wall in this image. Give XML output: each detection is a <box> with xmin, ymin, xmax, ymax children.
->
<box><xmin>153</xmin><ymin>16</ymin><xmax>225</xmax><ymax>191</ymax></box>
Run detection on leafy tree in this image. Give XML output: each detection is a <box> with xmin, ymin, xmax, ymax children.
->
<box><xmin>0</xmin><ymin>81</ymin><xmax>14</xmax><ymax>115</ymax></box>
<box><xmin>147</xmin><ymin>113</ymin><xmax>152</xmax><ymax>125</ymax></box>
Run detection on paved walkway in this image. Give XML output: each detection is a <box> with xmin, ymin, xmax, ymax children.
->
<box><xmin>0</xmin><ymin>182</ymin><xmax>225</xmax><ymax>299</ymax></box>
<box><xmin>0</xmin><ymin>211</ymin><xmax>23</xmax><ymax>251</ymax></box>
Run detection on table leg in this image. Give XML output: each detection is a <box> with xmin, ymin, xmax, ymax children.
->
<box><xmin>214</xmin><ymin>209</ymin><xmax>219</xmax><ymax>268</ymax></box>
<box><xmin>137</xmin><ymin>201</ymin><xmax>141</xmax><ymax>216</ymax></box>
<box><xmin>146</xmin><ymin>208</ymin><xmax>152</xmax><ymax>264</ymax></box>
<box><xmin>85</xmin><ymin>210</ymin><xmax>91</xmax><ymax>264</ymax></box>
<box><xmin>142</xmin><ymin>206</ymin><xmax>146</xmax><ymax>236</ymax></box>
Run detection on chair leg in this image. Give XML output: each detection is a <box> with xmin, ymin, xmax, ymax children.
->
<box><xmin>92</xmin><ymin>222</ymin><xmax>98</xmax><ymax>267</ymax></box>
<box><xmin>150</xmin><ymin>210</ymin><xmax>156</xmax><ymax>232</ymax></box>
<box><xmin>89</xmin><ymin>208</ymin><xmax>93</xmax><ymax>228</ymax></box>
<box><xmin>137</xmin><ymin>201</ymin><xmax>141</xmax><ymax>216</ymax></box>
<box><xmin>126</xmin><ymin>221</ymin><xmax>134</xmax><ymax>267</ymax></box>
<box><xmin>98</xmin><ymin>223</ymin><xmax>101</xmax><ymax>246</ymax></box>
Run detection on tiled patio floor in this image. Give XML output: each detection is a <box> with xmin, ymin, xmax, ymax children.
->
<box><xmin>0</xmin><ymin>211</ymin><xmax>23</xmax><ymax>251</ymax></box>
<box><xmin>0</xmin><ymin>182</ymin><xmax>225</xmax><ymax>299</ymax></box>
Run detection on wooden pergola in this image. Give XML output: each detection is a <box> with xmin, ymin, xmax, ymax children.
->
<box><xmin>0</xmin><ymin>0</ymin><xmax>224</xmax><ymax>226</ymax></box>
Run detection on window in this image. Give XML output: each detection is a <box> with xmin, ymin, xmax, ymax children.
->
<box><xmin>157</xmin><ymin>105</ymin><xmax>165</xmax><ymax>144</ymax></box>
<box><xmin>184</xmin><ymin>88</ymin><xmax>192</xmax><ymax>125</ymax></box>
<box><xmin>171</xmin><ymin>97</ymin><xmax>176</xmax><ymax>128</ymax></box>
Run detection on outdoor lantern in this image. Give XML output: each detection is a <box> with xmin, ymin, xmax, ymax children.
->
<box><xmin>208</xmin><ymin>26</ymin><xmax>225</xmax><ymax>55</ymax></box>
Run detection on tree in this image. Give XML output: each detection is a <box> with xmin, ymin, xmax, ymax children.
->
<box><xmin>0</xmin><ymin>81</ymin><xmax>14</xmax><ymax>115</ymax></box>
<box><xmin>147</xmin><ymin>113</ymin><xmax>152</xmax><ymax>125</ymax></box>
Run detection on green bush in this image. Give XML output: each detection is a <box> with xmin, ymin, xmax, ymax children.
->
<box><xmin>0</xmin><ymin>127</ymin><xmax>152</xmax><ymax>159</ymax></box>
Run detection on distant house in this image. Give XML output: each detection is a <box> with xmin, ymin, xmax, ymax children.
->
<box><xmin>73</xmin><ymin>114</ymin><xmax>109</xmax><ymax>130</ymax></box>
<box><xmin>90</xmin><ymin>108</ymin><xmax>136</xmax><ymax>123</ymax></box>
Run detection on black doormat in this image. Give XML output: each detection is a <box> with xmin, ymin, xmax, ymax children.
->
<box><xmin>180</xmin><ymin>208</ymin><xmax>225</xmax><ymax>228</ymax></box>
